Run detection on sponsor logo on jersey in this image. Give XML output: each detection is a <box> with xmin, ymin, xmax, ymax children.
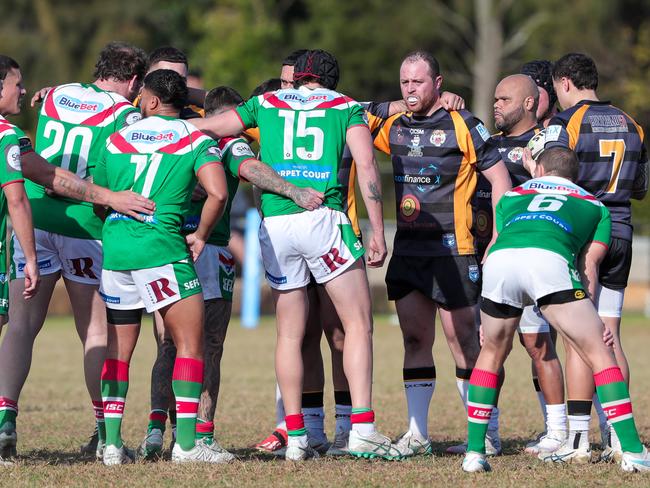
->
<box><xmin>275</xmin><ymin>164</ymin><xmax>331</xmax><ymax>181</ymax></box>
<box><xmin>507</xmin><ymin>147</ymin><xmax>524</xmax><ymax>162</ymax></box>
<box><xmin>230</xmin><ymin>142</ymin><xmax>254</xmax><ymax>158</ymax></box>
<box><xmin>265</xmin><ymin>271</ymin><xmax>287</xmax><ymax>285</ymax></box>
<box><xmin>0</xmin><ymin>273</ymin><xmax>6</xmax><ymax>284</ymax></box>
<box><xmin>55</xmin><ymin>95</ymin><xmax>104</xmax><ymax>113</ymax></box>
<box><xmin>476</xmin><ymin>123</ymin><xmax>490</xmax><ymax>142</ymax></box>
<box><xmin>507</xmin><ymin>212</ymin><xmax>572</xmax><ymax>232</ymax></box>
<box><xmin>544</xmin><ymin>125</ymin><xmax>562</xmax><ymax>142</ymax></box>
<box><xmin>574</xmin><ymin>289</ymin><xmax>586</xmax><ymax>299</ymax></box>
<box><xmin>125</xmin><ymin>111</ymin><xmax>141</xmax><ymax>126</ymax></box>
<box><xmin>99</xmin><ymin>291</ymin><xmax>121</xmax><ymax>304</ymax></box>
<box><xmin>442</xmin><ymin>233</ymin><xmax>456</xmax><ymax>249</ymax></box>
<box><xmin>408</xmin><ymin>134</ymin><xmax>423</xmax><ymax>157</ymax></box>
<box><xmin>395</xmin><ymin>165</ymin><xmax>441</xmax><ymax>192</ymax></box>
<box><xmin>588</xmin><ymin>114</ymin><xmax>628</xmax><ymax>133</ymax></box>
<box><xmin>409</xmin><ymin>128</ymin><xmax>425</xmax><ymax>135</ymax></box>
<box><xmin>128</xmin><ymin>130</ymin><xmax>180</xmax><ymax>144</ymax></box>
<box><xmin>182</xmin><ymin>215</ymin><xmax>199</xmax><ymax>231</ymax></box>
<box><xmin>183</xmin><ymin>278</ymin><xmax>201</xmax><ymax>291</ymax></box>
<box><xmin>526</xmin><ymin>181</ymin><xmax>583</xmax><ymax>195</ymax></box>
<box><xmin>476</xmin><ymin>189</ymin><xmax>491</xmax><ymax>200</ymax></box>
<box><xmin>69</xmin><ymin>257</ymin><xmax>97</xmax><ymax>279</ymax></box>
<box><xmin>400</xmin><ymin>194</ymin><xmax>420</xmax><ymax>222</ymax></box>
<box><xmin>280</xmin><ymin>93</ymin><xmax>334</xmax><ymax>104</ymax></box>
<box><xmin>0</xmin><ymin>298</ymin><xmax>7</xmax><ymax>309</ymax></box>
<box><xmin>6</xmin><ymin>144</ymin><xmax>21</xmax><ymax>171</ymax></box>
<box><xmin>476</xmin><ymin>209</ymin><xmax>491</xmax><ymax>237</ymax></box>
<box><xmin>18</xmin><ymin>259</ymin><xmax>52</xmax><ymax>272</ymax></box>
<box><xmin>108</xmin><ymin>211</ymin><xmax>157</xmax><ymax>224</ymax></box>
<box><xmin>570</xmin><ymin>269</ymin><xmax>581</xmax><ymax>282</ymax></box>
<box><xmin>147</xmin><ymin>278</ymin><xmax>177</xmax><ymax>303</ymax></box>
<box><xmin>468</xmin><ymin>264</ymin><xmax>480</xmax><ymax>283</ymax></box>
<box><xmin>320</xmin><ymin>247</ymin><xmax>348</xmax><ymax>273</ymax></box>
<box><xmin>430</xmin><ymin>130</ymin><xmax>446</xmax><ymax>147</ymax></box>
<box><xmin>207</xmin><ymin>146</ymin><xmax>222</xmax><ymax>158</ymax></box>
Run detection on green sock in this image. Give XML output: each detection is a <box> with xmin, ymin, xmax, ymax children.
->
<box><xmin>467</xmin><ymin>369</ymin><xmax>499</xmax><ymax>454</ymax></box>
<box><xmin>0</xmin><ymin>397</ymin><xmax>18</xmax><ymax>430</ymax></box>
<box><xmin>92</xmin><ymin>401</ymin><xmax>106</xmax><ymax>443</ymax></box>
<box><xmin>101</xmin><ymin>359</ymin><xmax>130</xmax><ymax>449</ymax></box>
<box><xmin>594</xmin><ymin>367</ymin><xmax>643</xmax><ymax>453</ymax></box>
<box><xmin>196</xmin><ymin>419</ymin><xmax>214</xmax><ymax>442</ymax></box>
<box><xmin>147</xmin><ymin>409</ymin><xmax>167</xmax><ymax>433</ymax></box>
<box><xmin>172</xmin><ymin>358</ymin><xmax>203</xmax><ymax>451</ymax></box>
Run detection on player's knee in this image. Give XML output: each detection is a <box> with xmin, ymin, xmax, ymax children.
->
<box><xmin>402</xmin><ymin>331</ymin><xmax>431</xmax><ymax>352</ymax></box>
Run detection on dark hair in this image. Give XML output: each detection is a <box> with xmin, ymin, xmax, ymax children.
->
<box><xmin>0</xmin><ymin>55</ymin><xmax>19</xmax><ymax>82</ymax></box>
<box><xmin>93</xmin><ymin>42</ymin><xmax>147</xmax><ymax>82</ymax></box>
<box><xmin>402</xmin><ymin>50</ymin><xmax>440</xmax><ymax>78</ymax></box>
<box><xmin>148</xmin><ymin>46</ymin><xmax>188</xmax><ymax>70</ymax></box>
<box><xmin>204</xmin><ymin>86</ymin><xmax>244</xmax><ymax>115</ymax></box>
<box><xmin>294</xmin><ymin>50</ymin><xmax>339</xmax><ymax>90</ymax></box>
<box><xmin>538</xmin><ymin>147</ymin><xmax>579</xmax><ymax>181</ymax></box>
<box><xmin>143</xmin><ymin>69</ymin><xmax>188</xmax><ymax>110</ymax></box>
<box><xmin>282</xmin><ymin>49</ymin><xmax>309</xmax><ymax>67</ymax></box>
<box><xmin>250</xmin><ymin>78</ymin><xmax>282</xmax><ymax>98</ymax></box>
<box><xmin>521</xmin><ymin>59</ymin><xmax>557</xmax><ymax>107</ymax></box>
<box><xmin>552</xmin><ymin>53</ymin><xmax>598</xmax><ymax>90</ymax></box>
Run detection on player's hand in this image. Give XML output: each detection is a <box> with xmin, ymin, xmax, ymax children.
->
<box><xmin>603</xmin><ymin>327</ymin><xmax>615</xmax><ymax>347</ymax></box>
<box><xmin>22</xmin><ymin>260</ymin><xmax>40</xmax><ymax>299</ymax></box>
<box><xmin>522</xmin><ymin>148</ymin><xmax>536</xmax><ymax>176</ymax></box>
<box><xmin>30</xmin><ymin>86</ymin><xmax>53</xmax><ymax>107</ymax></box>
<box><xmin>109</xmin><ymin>191</ymin><xmax>156</xmax><ymax>221</ymax></box>
<box><xmin>440</xmin><ymin>91</ymin><xmax>465</xmax><ymax>111</ymax></box>
<box><xmin>291</xmin><ymin>187</ymin><xmax>324</xmax><ymax>211</ymax></box>
<box><xmin>185</xmin><ymin>233</ymin><xmax>206</xmax><ymax>262</ymax></box>
<box><xmin>192</xmin><ymin>183</ymin><xmax>208</xmax><ymax>202</ymax></box>
<box><xmin>366</xmin><ymin>233</ymin><xmax>387</xmax><ymax>268</ymax></box>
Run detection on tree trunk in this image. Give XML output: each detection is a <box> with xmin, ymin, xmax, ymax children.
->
<box><xmin>472</xmin><ymin>0</ymin><xmax>502</xmax><ymax>127</ymax></box>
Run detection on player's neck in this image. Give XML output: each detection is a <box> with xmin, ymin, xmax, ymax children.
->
<box><xmin>504</xmin><ymin>117</ymin><xmax>537</xmax><ymax>137</ymax></box>
<box><xmin>419</xmin><ymin>99</ymin><xmax>443</xmax><ymax>117</ymax></box>
<box><xmin>149</xmin><ymin>107</ymin><xmax>180</xmax><ymax>119</ymax></box>
<box><xmin>570</xmin><ymin>89</ymin><xmax>599</xmax><ymax>107</ymax></box>
<box><xmin>94</xmin><ymin>78</ymin><xmax>128</xmax><ymax>99</ymax></box>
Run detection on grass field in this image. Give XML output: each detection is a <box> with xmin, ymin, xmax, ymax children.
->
<box><xmin>4</xmin><ymin>313</ymin><xmax>650</xmax><ymax>487</ymax></box>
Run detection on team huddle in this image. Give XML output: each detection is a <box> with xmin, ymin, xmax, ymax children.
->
<box><xmin>0</xmin><ymin>41</ymin><xmax>647</xmax><ymax>474</ymax></box>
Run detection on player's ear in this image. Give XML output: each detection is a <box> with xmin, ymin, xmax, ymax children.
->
<box><xmin>434</xmin><ymin>74</ymin><xmax>443</xmax><ymax>91</ymax></box>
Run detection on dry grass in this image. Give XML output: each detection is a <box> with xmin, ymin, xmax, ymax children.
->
<box><xmin>3</xmin><ymin>313</ymin><xmax>650</xmax><ymax>487</ymax></box>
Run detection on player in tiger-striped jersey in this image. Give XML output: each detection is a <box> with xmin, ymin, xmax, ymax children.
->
<box><xmin>542</xmin><ymin>53</ymin><xmax>648</xmax><ymax>464</ymax></box>
<box><xmin>474</xmin><ymin>74</ymin><xmax>567</xmax><ymax>456</ymax></box>
<box><xmin>0</xmin><ymin>43</ymin><xmax>148</xmax><ymax>462</ymax></box>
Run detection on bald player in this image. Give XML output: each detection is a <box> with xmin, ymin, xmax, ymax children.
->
<box><xmin>474</xmin><ymin>74</ymin><xmax>567</xmax><ymax>455</ymax></box>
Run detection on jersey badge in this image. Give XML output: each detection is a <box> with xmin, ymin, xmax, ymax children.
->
<box><xmin>5</xmin><ymin>144</ymin><xmax>21</xmax><ymax>171</ymax></box>
<box><xmin>408</xmin><ymin>133</ymin><xmax>423</xmax><ymax>157</ymax></box>
<box><xmin>400</xmin><ymin>194</ymin><xmax>420</xmax><ymax>222</ymax></box>
<box><xmin>545</xmin><ymin>125</ymin><xmax>562</xmax><ymax>142</ymax></box>
<box><xmin>468</xmin><ymin>264</ymin><xmax>480</xmax><ymax>283</ymax></box>
<box><xmin>476</xmin><ymin>123</ymin><xmax>490</xmax><ymax>142</ymax></box>
<box><xmin>507</xmin><ymin>147</ymin><xmax>524</xmax><ymax>162</ymax></box>
<box><xmin>430</xmin><ymin>130</ymin><xmax>446</xmax><ymax>147</ymax></box>
<box><xmin>125</xmin><ymin>112</ymin><xmax>142</xmax><ymax>126</ymax></box>
<box><xmin>442</xmin><ymin>233</ymin><xmax>456</xmax><ymax>249</ymax></box>
<box><xmin>230</xmin><ymin>142</ymin><xmax>254</xmax><ymax>158</ymax></box>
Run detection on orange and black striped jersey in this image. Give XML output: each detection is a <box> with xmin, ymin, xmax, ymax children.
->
<box><xmin>545</xmin><ymin>100</ymin><xmax>648</xmax><ymax>241</ymax></box>
<box><xmin>374</xmin><ymin>108</ymin><xmax>501</xmax><ymax>256</ymax></box>
<box><xmin>473</xmin><ymin>126</ymin><xmax>541</xmax><ymax>258</ymax></box>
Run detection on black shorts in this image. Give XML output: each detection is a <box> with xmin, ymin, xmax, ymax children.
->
<box><xmin>599</xmin><ymin>238</ymin><xmax>632</xmax><ymax>290</ymax></box>
<box><xmin>481</xmin><ymin>289</ymin><xmax>587</xmax><ymax>319</ymax></box>
<box><xmin>386</xmin><ymin>254</ymin><xmax>480</xmax><ymax>310</ymax></box>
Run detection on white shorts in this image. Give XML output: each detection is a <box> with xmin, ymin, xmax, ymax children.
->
<box><xmin>12</xmin><ymin>229</ymin><xmax>102</xmax><ymax>285</ymax></box>
<box><xmin>100</xmin><ymin>260</ymin><xmax>202</xmax><ymax>313</ymax></box>
<box><xmin>195</xmin><ymin>245</ymin><xmax>235</xmax><ymax>301</ymax></box>
<box><xmin>259</xmin><ymin>206</ymin><xmax>364</xmax><ymax>290</ymax></box>
<box><xmin>596</xmin><ymin>285</ymin><xmax>624</xmax><ymax>318</ymax></box>
<box><xmin>482</xmin><ymin>248</ymin><xmax>582</xmax><ymax>309</ymax></box>
<box><xmin>518</xmin><ymin>305</ymin><xmax>551</xmax><ymax>334</ymax></box>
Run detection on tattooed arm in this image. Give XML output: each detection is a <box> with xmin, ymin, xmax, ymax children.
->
<box><xmin>238</xmin><ymin>159</ymin><xmax>324</xmax><ymax>211</ymax></box>
<box><xmin>21</xmin><ymin>151</ymin><xmax>155</xmax><ymax>220</ymax></box>
<box><xmin>345</xmin><ymin>125</ymin><xmax>386</xmax><ymax>267</ymax></box>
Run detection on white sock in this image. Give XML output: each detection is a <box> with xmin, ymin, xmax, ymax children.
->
<box><xmin>568</xmin><ymin>414</ymin><xmax>590</xmax><ymax>445</ymax></box>
<box><xmin>592</xmin><ymin>393</ymin><xmax>609</xmax><ymax>432</ymax></box>
<box><xmin>352</xmin><ymin>422</ymin><xmax>376</xmax><ymax>436</ymax></box>
<box><xmin>404</xmin><ymin>379</ymin><xmax>435</xmax><ymax>439</ymax></box>
<box><xmin>275</xmin><ymin>383</ymin><xmax>286</xmax><ymax>430</ymax></box>
<box><xmin>456</xmin><ymin>378</ymin><xmax>469</xmax><ymax>409</ymax></box>
<box><xmin>534</xmin><ymin>377</ymin><xmax>548</xmax><ymax>425</ymax></box>
<box><xmin>287</xmin><ymin>433</ymin><xmax>308</xmax><ymax>447</ymax></box>
<box><xmin>488</xmin><ymin>407</ymin><xmax>500</xmax><ymax>434</ymax></box>
<box><xmin>334</xmin><ymin>404</ymin><xmax>352</xmax><ymax>434</ymax></box>
<box><xmin>545</xmin><ymin>403</ymin><xmax>567</xmax><ymax>433</ymax></box>
<box><xmin>303</xmin><ymin>407</ymin><xmax>325</xmax><ymax>440</ymax></box>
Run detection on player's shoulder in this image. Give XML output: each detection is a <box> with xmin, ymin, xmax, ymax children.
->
<box><xmin>218</xmin><ymin>136</ymin><xmax>254</xmax><ymax>157</ymax></box>
<box><xmin>452</xmin><ymin>109</ymin><xmax>491</xmax><ymax>141</ymax></box>
<box><xmin>514</xmin><ymin>176</ymin><xmax>603</xmax><ymax>205</ymax></box>
<box><xmin>0</xmin><ymin>115</ymin><xmax>18</xmax><ymax>136</ymax></box>
<box><xmin>267</xmin><ymin>86</ymin><xmax>360</xmax><ymax>111</ymax></box>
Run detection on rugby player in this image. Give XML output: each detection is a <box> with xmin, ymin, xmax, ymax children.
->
<box><xmin>95</xmin><ymin>69</ymin><xmax>229</xmax><ymax>465</ymax></box>
<box><xmin>372</xmin><ymin>51</ymin><xmax>511</xmax><ymax>456</ymax></box>
<box><xmin>542</xmin><ymin>53</ymin><xmax>648</xmax><ymax>464</ymax></box>
<box><xmin>0</xmin><ymin>43</ymin><xmax>152</xmax><ymax>461</ymax></box>
<box><xmin>194</xmin><ymin>49</ymin><xmax>406</xmax><ymax>461</ymax></box>
<box><xmin>521</xmin><ymin>60</ymin><xmax>559</xmax><ymax>127</ymax></box>
<box><xmin>137</xmin><ymin>85</ymin><xmax>324</xmax><ymax>461</ymax></box>
<box><xmin>462</xmin><ymin>147</ymin><xmax>650</xmax><ymax>474</ymax></box>
<box><xmin>475</xmin><ymin>74</ymin><xmax>567</xmax><ymax>455</ymax></box>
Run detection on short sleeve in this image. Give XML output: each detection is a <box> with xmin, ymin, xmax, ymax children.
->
<box><xmin>494</xmin><ymin>197</ymin><xmax>505</xmax><ymax>234</ymax></box>
<box><xmin>220</xmin><ymin>137</ymin><xmax>255</xmax><ymax>179</ymax></box>
<box><xmin>591</xmin><ymin>204</ymin><xmax>612</xmax><ymax>249</ymax></box>
<box><xmin>235</xmin><ymin>96</ymin><xmax>261</xmax><ymax>129</ymax></box>
<box><xmin>544</xmin><ymin>118</ymin><xmax>571</xmax><ymax>149</ymax></box>
<box><xmin>362</xmin><ymin>101</ymin><xmax>391</xmax><ymax>133</ymax></box>
<box><xmin>12</xmin><ymin>126</ymin><xmax>34</xmax><ymax>156</ymax></box>
<box><xmin>116</xmin><ymin>107</ymin><xmax>142</xmax><ymax>130</ymax></box>
<box><xmin>194</xmin><ymin>140</ymin><xmax>223</xmax><ymax>175</ymax></box>
<box><xmin>464</xmin><ymin>115</ymin><xmax>501</xmax><ymax>172</ymax></box>
<box><xmin>1</xmin><ymin>132</ymin><xmax>24</xmax><ymax>187</ymax></box>
<box><xmin>347</xmin><ymin>102</ymin><xmax>367</xmax><ymax>130</ymax></box>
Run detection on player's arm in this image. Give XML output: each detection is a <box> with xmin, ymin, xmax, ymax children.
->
<box><xmin>239</xmin><ymin>159</ymin><xmax>323</xmax><ymax>211</ymax></box>
<box><xmin>481</xmin><ymin>161</ymin><xmax>512</xmax><ymax>256</ymax></box>
<box><xmin>346</xmin><ymin>124</ymin><xmax>386</xmax><ymax>267</ymax></box>
<box><xmin>21</xmin><ymin>152</ymin><xmax>155</xmax><ymax>219</ymax></box>
<box><xmin>186</xmin><ymin>163</ymin><xmax>228</xmax><ymax>261</ymax></box>
<box><xmin>632</xmin><ymin>143</ymin><xmax>648</xmax><ymax>200</ymax></box>
<box><xmin>191</xmin><ymin>109</ymin><xmax>246</xmax><ymax>139</ymax></box>
<box><xmin>579</xmin><ymin>204</ymin><xmax>611</xmax><ymax>299</ymax></box>
<box><xmin>4</xmin><ymin>182</ymin><xmax>39</xmax><ymax>298</ymax></box>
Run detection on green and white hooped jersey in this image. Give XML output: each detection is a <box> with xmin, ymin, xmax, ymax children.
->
<box><xmin>491</xmin><ymin>176</ymin><xmax>612</xmax><ymax>264</ymax></box>
<box><xmin>235</xmin><ymin>86</ymin><xmax>367</xmax><ymax>218</ymax></box>
<box><xmin>94</xmin><ymin>115</ymin><xmax>222</xmax><ymax>271</ymax></box>
<box><xmin>29</xmin><ymin>83</ymin><xmax>141</xmax><ymax>240</ymax></box>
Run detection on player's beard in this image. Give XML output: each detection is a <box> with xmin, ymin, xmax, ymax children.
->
<box><xmin>495</xmin><ymin>105</ymin><xmax>525</xmax><ymax>134</ymax></box>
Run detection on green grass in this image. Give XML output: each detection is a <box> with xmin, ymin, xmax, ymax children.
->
<box><xmin>4</xmin><ymin>313</ymin><xmax>650</xmax><ymax>487</ymax></box>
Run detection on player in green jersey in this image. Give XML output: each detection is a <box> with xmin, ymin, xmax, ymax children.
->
<box><xmin>193</xmin><ymin>49</ymin><xmax>405</xmax><ymax>461</ymax></box>
<box><xmin>93</xmin><ymin>69</ymin><xmax>229</xmax><ymax>465</ymax></box>
<box><xmin>461</xmin><ymin>147</ymin><xmax>650</xmax><ymax>473</ymax></box>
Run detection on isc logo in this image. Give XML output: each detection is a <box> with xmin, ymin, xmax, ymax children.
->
<box><xmin>470</xmin><ymin>408</ymin><xmax>491</xmax><ymax>418</ymax></box>
<box><xmin>104</xmin><ymin>403</ymin><xmax>124</xmax><ymax>412</ymax></box>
